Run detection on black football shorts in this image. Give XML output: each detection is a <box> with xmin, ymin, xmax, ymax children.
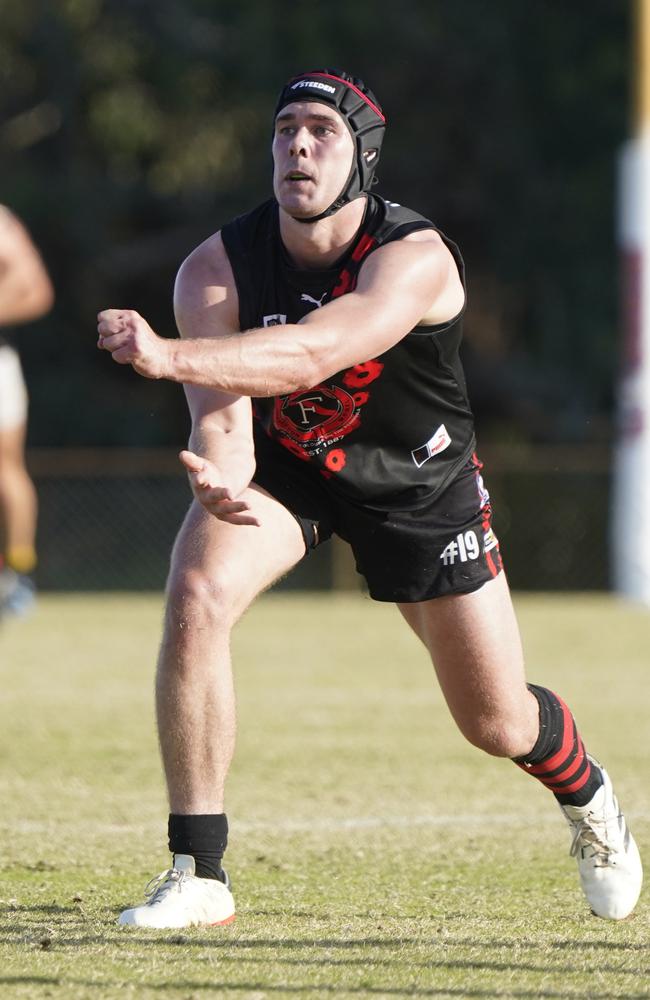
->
<box><xmin>252</xmin><ymin>429</ymin><xmax>503</xmax><ymax>603</ymax></box>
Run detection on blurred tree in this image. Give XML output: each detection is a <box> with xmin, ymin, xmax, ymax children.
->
<box><xmin>0</xmin><ymin>0</ymin><xmax>630</xmax><ymax>446</ymax></box>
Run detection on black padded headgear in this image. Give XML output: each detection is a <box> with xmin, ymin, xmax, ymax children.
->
<box><xmin>274</xmin><ymin>68</ymin><xmax>386</xmax><ymax>223</ymax></box>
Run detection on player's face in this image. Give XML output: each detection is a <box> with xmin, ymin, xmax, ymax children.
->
<box><xmin>272</xmin><ymin>102</ymin><xmax>354</xmax><ymax>219</ymax></box>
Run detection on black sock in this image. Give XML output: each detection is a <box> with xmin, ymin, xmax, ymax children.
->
<box><xmin>513</xmin><ymin>684</ymin><xmax>603</xmax><ymax>807</ymax></box>
<box><xmin>168</xmin><ymin>813</ymin><xmax>228</xmax><ymax>880</ymax></box>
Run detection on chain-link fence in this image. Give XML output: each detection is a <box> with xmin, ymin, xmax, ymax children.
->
<box><xmin>27</xmin><ymin>446</ymin><xmax>610</xmax><ymax>592</ymax></box>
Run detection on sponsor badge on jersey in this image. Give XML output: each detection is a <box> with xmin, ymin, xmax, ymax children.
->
<box><xmin>411</xmin><ymin>424</ymin><xmax>452</xmax><ymax>468</ymax></box>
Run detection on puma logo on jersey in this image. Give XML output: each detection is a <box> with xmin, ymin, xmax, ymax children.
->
<box><xmin>300</xmin><ymin>292</ymin><xmax>327</xmax><ymax>308</ymax></box>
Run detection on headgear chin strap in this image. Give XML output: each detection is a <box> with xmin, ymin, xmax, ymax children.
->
<box><xmin>274</xmin><ymin>68</ymin><xmax>386</xmax><ymax>223</ymax></box>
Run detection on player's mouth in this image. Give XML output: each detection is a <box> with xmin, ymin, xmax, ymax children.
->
<box><xmin>285</xmin><ymin>170</ymin><xmax>314</xmax><ymax>183</ymax></box>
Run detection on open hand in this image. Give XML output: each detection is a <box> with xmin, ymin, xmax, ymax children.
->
<box><xmin>179</xmin><ymin>450</ymin><xmax>260</xmax><ymax>526</ymax></box>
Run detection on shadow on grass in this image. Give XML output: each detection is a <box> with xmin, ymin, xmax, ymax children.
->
<box><xmin>1</xmin><ymin>919</ymin><xmax>648</xmax><ymax>987</ymax></box>
<box><xmin>110</xmin><ymin>937</ymin><xmax>650</xmax><ymax>983</ymax></box>
<box><xmin>0</xmin><ymin>979</ymin><xmax>61</xmax><ymax>988</ymax></box>
<box><xmin>2</xmin><ymin>904</ymin><xmax>649</xmax><ymax>954</ymax></box>
<box><xmin>0</xmin><ymin>978</ymin><xmax>647</xmax><ymax>999</ymax></box>
<box><xmin>1</xmin><ymin>903</ymin><xmax>73</xmax><ymax>915</ymax></box>
<box><xmin>111</xmin><ymin>930</ymin><xmax>650</xmax><ymax>958</ymax></box>
<box><xmin>1</xmin><ymin>905</ymin><xmax>647</xmax><ymax>998</ymax></box>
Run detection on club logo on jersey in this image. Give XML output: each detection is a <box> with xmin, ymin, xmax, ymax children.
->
<box><xmin>274</xmin><ymin>385</ymin><xmax>359</xmax><ymax>444</ymax></box>
<box><xmin>273</xmin><ymin>359</ymin><xmax>385</xmax><ymax>468</ymax></box>
<box><xmin>263</xmin><ymin>314</ymin><xmax>287</xmax><ymax>327</ymax></box>
<box><xmin>411</xmin><ymin>424</ymin><xmax>451</xmax><ymax>468</ymax></box>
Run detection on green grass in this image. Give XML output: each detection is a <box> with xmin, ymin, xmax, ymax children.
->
<box><xmin>0</xmin><ymin>592</ymin><xmax>649</xmax><ymax>999</ymax></box>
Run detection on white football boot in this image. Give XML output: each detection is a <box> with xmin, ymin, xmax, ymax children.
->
<box><xmin>561</xmin><ymin>758</ymin><xmax>643</xmax><ymax>920</ymax></box>
<box><xmin>118</xmin><ymin>854</ymin><xmax>235</xmax><ymax>928</ymax></box>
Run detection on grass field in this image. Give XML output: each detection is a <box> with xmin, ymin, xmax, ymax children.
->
<box><xmin>0</xmin><ymin>591</ymin><xmax>649</xmax><ymax>1000</ymax></box>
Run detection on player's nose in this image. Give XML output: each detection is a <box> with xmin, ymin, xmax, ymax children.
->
<box><xmin>289</xmin><ymin>127</ymin><xmax>310</xmax><ymax>158</ymax></box>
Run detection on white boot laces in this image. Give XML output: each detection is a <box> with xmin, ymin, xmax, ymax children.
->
<box><xmin>144</xmin><ymin>867</ymin><xmax>187</xmax><ymax>902</ymax></box>
<box><xmin>569</xmin><ymin>810</ymin><xmax>623</xmax><ymax>868</ymax></box>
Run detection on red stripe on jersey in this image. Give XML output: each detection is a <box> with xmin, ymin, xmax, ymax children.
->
<box><xmin>332</xmin><ymin>269</ymin><xmax>353</xmax><ymax>298</ymax></box>
<box><xmin>332</xmin><ymin>235</ymin><xmax>377</xmax><ymax>299</ymax></box>
<box><xmin>351</xmin><ymin>233</ymin><xmax>377</xmax><ymax>261</ymax></box>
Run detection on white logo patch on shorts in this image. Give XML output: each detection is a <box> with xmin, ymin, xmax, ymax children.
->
<box><xmin>411</xmin><ymin>423</ymin><xmax>451</xmax><ymax>468</ymax></box>
<box><xmin>263</xmin><ymin>314</ymin><xmax>287</xmax><ymax>327</ymax></box>
<box><xmin>483</xmin><ymin>526</ymin><xmax>498</xmax><ymax>552</ymax></box>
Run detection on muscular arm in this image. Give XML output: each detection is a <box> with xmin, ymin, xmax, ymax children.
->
<box><xmin>172</xmin><ymin>234</ymin><xmax>258</xmax><ymax>523</ymax></box>
<box><xmin>98</xmin><ymin>230</ymin><xmax>463</xmax><ymax>397</ymax></box>
<box><xmin>0</xmin><ymin>206</ymin><xmax>54</xmax><ymax>327</ymax></box>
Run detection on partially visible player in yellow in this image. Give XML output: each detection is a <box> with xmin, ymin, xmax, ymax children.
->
<box><xmin>0</xmin><ymin>206</ymin><xmax>54</xmax><ymax>619</ymax></box>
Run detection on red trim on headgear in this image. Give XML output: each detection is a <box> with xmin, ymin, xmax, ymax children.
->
<box><xmin>295</xmin><ymin>71</ymin><xmax>386</xmax><ymax>123</ymax></box>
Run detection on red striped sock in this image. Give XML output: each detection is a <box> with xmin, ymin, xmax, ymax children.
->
<box><xmin>513</xmin><ymin>685</ymin><xmax>603</xmax><ymax>807</ymax></box>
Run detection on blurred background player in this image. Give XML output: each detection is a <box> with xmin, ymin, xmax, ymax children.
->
<box><xmin>0</xmin><ymin>205</ymin><xmax>54</xmax><ymax>619</ymax></box>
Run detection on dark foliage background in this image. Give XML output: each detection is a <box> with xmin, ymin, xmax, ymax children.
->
<box><xmin>1</xmin><ymin>0</ymin><xmax>631</xmax><ymax>450</ymax></box>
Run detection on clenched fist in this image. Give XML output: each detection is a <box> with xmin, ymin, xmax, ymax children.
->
<box><xmin>97</xmin><ymin>308</ymin><xmax>173</xmax><ymax>380</ymax></box>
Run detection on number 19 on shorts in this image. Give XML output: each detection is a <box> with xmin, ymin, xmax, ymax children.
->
<box><xmin>440</xmin><ymin>530</ymin><xmax>480</xmax><ymax>566</ymax></box>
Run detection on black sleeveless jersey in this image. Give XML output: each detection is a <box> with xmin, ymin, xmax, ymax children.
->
<box><xmin>221</xmin><ymin>194</ymin><xmax>476</xmax><ymax>510</ymax></box>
